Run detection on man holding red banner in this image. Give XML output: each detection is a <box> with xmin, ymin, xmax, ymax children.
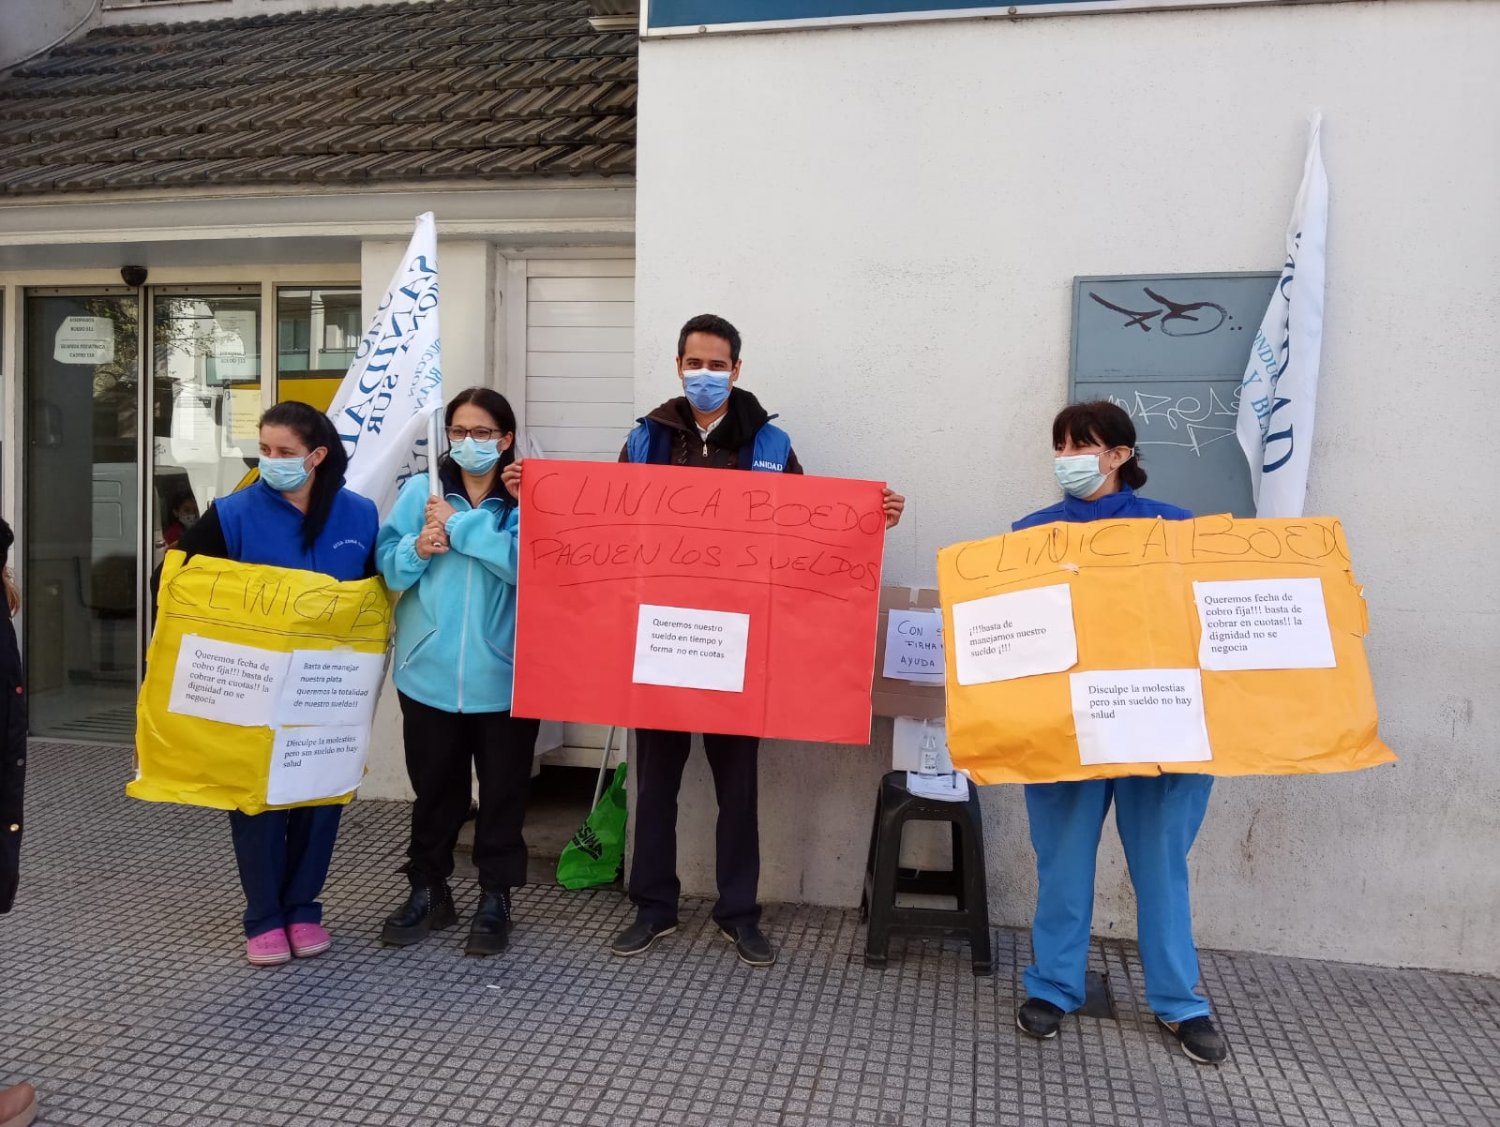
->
<box><xmin>505</xmin><ymin>314</ymin><xmax>904</xmax><ymax>967</ymax></box>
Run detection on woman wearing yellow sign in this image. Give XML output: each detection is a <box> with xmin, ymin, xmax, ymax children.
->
<box><xmin>1011</xmin><ymin>401</ymin><xmax>1228</xmax><ymax>1065</ymax></box>
<box><xmin>164</xmin><ymin>402</ymin><xmax>379</xmax><ymax>967</ymax></box>
<box><xmin>376</xmin><ymin>388</ymin><xmax>539</xmax><ymax>958</ymax></box>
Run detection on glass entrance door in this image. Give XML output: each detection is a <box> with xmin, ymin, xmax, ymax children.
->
<box><xmin>148</xmin><ymin>287</ymin><xmax>264</xmax><ymax>579</ymax></box>
<box><xmin>23</xmin><ymin>290</ymin><xmax>141</xmax><ymax>740</ymax></box>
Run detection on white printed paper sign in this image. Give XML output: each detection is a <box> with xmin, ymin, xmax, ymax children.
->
<box><xmin>883</xmin><ymin>608</ymin><xmax>945</xmax><ymax>684</ymax></box>
<box><xmin>53</xmin><ymin>316</ymin><xmax>115</xmax><ymax>365</ymax></box>
<box><xmin>1070</xmin><ymin>669</ymin><xmax>1212</xmax><ymax>766</ymax></box>
<box><xmin>632</xmin><ymin>604</ymin><xmax>750</xmax><ymax>693</ymax></box>
<box><xmin>275</xmin><ymin>650</ymin><xmax>386</xmax><ymax>727</ymax></box>
<box><xmin>266</xmin><ymin>725</ymin><xmax>370</xmax><ymax>806</ymax></box>
<box><xmin>167</xmin><ymin>635</ymin><xmax>290</xmax><ymax>728</ymax></box>
<box><xmin>951</xmin><ymin>583</ymin><xmax>1078</xmax><ymax>686</ymax></box>
<box><xmin>1194</xmin><ymin>578</ymin><xmax>1336</xmax><ymax>671</ymax></box>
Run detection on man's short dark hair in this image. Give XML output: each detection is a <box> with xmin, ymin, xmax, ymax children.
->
<box><xmin>677</xmin><ymin>314</ymin><xmax>741</xmax><ymax>363</ymax></box>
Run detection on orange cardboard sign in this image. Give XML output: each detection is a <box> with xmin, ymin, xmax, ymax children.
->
<box><xmin>937</xmin><ymin>515</ymin><xmax>1395</xmax><ymax>784</ymax></box>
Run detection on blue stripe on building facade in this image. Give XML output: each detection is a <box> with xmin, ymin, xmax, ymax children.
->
<box><xmin>647</xmin><ymin>0</ymin><xmax>1100</xmax><ymax>30</ymax></box>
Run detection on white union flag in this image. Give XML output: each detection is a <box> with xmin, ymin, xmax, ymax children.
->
<box><xmin>327</xmin><ymin>212</ymin><xmax>444</xmax><ymax>517</ymax></box>
<box><xmin>1235</xmin><ymin>114</ymin><xmax>1329</xmax><ymax>519</ymax></box>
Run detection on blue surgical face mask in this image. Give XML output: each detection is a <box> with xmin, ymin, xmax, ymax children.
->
<box><xmin>451</xmin><ymin>436</ymin><xmax>501</xmax><ymax>474</ymax></box>
<box><xmin>1054</xmin><ymin>453</ymin><xmax>1110</xmax><ymax>499</ymax></box>
<box><xmin>682</xmin><ymin>368</ymin><xmax>732</xmax><ymax>413</ymax></box>
<box><xmin>260</xmin><ymin>453</ymin><xmax>312</xmax><ymax>493</ymax></box>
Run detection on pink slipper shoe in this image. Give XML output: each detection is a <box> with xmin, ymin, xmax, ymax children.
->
<box><xmin>288</xmin><ymin>922</ymin><xmax>332</xmax><ymax>959</ymax></box>
<box><xmin>246</xmin><ymin>929</ymin><xmax>291</xmax><ymax>967</ymax></box>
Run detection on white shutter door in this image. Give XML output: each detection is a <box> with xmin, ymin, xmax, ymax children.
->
<box><xmin>526</xmin><ymin>260</ymin><xmax>635</xmax><ymax>462</ymax></box>
<box><xmin>525</xmin><ymin>259</ymin><xmax>634</xmax><ymax>767</ymax></box>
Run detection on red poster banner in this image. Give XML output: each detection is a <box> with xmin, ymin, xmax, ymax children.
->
<box><xmin>513</xmin><ymin>460</ymin><xmax>886</xmax><ymax>743</ymax></box>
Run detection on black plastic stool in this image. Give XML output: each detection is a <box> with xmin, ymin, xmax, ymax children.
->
<box><xmin>859</xmin><ymin>770</ymin><xmax>993</xmax><ymax>976</ymax></box>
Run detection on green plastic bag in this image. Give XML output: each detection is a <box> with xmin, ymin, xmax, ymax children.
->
<box><xmin>557</xmin><ymin>763</ymin><xmax>627</xmax><ymax>889</ymax></box>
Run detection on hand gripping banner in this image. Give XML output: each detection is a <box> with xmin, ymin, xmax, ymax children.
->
<box><xmin>131</xmin><ymin>552</ymin><xmax>393</xmax><ymax>813</ymax></box>
<box><xmin>937</xmin><ymin>515</ymin><xmax>1395</xmax><ymax>785</ymax></box>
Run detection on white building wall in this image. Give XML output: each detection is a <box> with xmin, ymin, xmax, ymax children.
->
<box><xmin>634</xmin><ymin>2</ymin><xmax>1500</xmax><ymax>974</ymax></box>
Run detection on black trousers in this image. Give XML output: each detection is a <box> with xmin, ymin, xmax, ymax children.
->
<box><xmin>628</xmin><ymin>728</ymin><xmax>760</xmax><ymax>930</ymax></box>
<box><xmin>399</xmin><ymin>692</ymin><xmax>541</xmax><ymax>894</ymax></box>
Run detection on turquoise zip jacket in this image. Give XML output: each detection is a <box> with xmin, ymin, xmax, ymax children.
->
<box><xmin>377</xmin><ymin>470</ymin><xmax>521</xmax><ymax>714</ymax></box>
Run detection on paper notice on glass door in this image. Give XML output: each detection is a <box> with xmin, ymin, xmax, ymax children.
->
<box><xmin>53</xmin><ymin>316</ymin><xmax>114</xmax><ymax>365</ymax></box>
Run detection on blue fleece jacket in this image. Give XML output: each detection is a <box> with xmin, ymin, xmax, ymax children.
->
<box><xmin>216</xmin><ymin>479</ymin><xmax>377</xmax><ymax>580</ymax></box>
<box><xmin>1012</xmin><ymin>487</ymin><xmax>1194</xmax><ymax>531</ymax></box>
<box><xmin>376</xmin><ymin>473</ymin><xmax>521</xmax><ymax>713</ymax></box>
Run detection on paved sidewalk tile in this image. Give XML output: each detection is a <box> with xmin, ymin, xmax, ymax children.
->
<box><xmin>2</xmin><ymin>743</ymin><xmax>1496</xmax><ymax>1126</ymax></box>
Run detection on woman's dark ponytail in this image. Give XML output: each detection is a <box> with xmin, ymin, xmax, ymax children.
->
<box><xmin>1119</xmin><ymin>450</ymin><xmax>1147</xmax><ymax>490</ymax></box>
<box><xmin>259</xmin><ymin>401</ymin><xmax>349</xmax><ymax>550</ymax></box>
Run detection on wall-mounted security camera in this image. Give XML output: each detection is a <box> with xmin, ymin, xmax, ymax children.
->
<box><xmin>120</xmin><ymin>265</ymin><xmax>147</xmax><ymax>287</ymax></box>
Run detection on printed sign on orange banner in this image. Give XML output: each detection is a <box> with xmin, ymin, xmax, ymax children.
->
<box><xmin>512</xmin><ymin>460</ymin><xmax>886</xmax><ymax>743</ymax></box>
<box><xmin>937</xmin><ymin>516</ymin><xmax>1396</xmax><ymax>785</ymax></box>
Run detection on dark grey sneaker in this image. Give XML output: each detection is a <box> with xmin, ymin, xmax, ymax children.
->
<box><xmin>610</xmin><ymin>919</ymin><xmax>677</xmax><ymax>957</ymax></box>
<box><xmin>718</xmin><ymin>923</ymin><xmax>776</xmax><ymax>967</ymax></box>
<box><xmin>1016</xmin><ymin>997</ymin><xmax>1065</xmax><ymax>1039</ymax></box>
<box><xmin>1158</xmin><ymin>1015</ymin><xmax>1229</xmax><ymax>1064</ymax></box>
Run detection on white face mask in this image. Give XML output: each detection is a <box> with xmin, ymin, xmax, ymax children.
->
<box><xmin>1054</xmin><ymin>453</ymin><xmax>1110</xmax><ymax>499</ymax></box>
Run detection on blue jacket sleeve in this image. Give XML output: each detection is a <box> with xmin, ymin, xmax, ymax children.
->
<box><xmin>376</xmin><ymin>476</ymin><xmax>432</xmax><ymax>593</ymax></box>
<box><xmin>445</xmin><ymin>503</ymin><xmax>519</xmax><ymax>583</ymax></box>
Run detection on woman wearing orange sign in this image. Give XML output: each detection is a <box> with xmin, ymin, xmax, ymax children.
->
<box><xmin>1011</xmin><ymin>400</ymin><xmax>1228</xmax><ymax>1065</ymax></box>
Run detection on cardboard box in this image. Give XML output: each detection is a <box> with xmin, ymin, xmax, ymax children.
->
<box><xmin>871</xmin><ymin>585</ymin><xmax>946</xmax><ymax>720</ymax></box>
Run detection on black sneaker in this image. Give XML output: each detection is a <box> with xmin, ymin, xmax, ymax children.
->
<box><xmin>380</xmin><ymin>883</ymin><xmax>457</xmax><ymax>947</ymax></box>
<box><xmin>464</xmin><ymin>889</ymin><xmax>512</xmax><ymax>958</ymax></box>
<box><xmin>1158</xmin><ymin>1015</ymin><xmax>1229</xmax><ymax>1064</ymax></box>
<box><xmin>610</xmin><ymin>919</ymin><xmax>677</xmax><ymax>957</ymax></box>
<box><xmin>1016</xmin><ymin>997</ymin><xmax>1065</xmax><ymax>1039</ymax></box>
<box><xmin>718</xmin><ymin>923</ymin><xmax>776</xmax><ymax>967</ymax></box>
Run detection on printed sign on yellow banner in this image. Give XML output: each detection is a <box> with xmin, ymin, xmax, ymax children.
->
<box><xmin>937</xmin><ymin>516</ymin><xmax>1395</xmax><ymax>785</ymax></box>
<box><xmin>131</xmin><ymin>551</ymin><xmax>393</xmax><ymax>814</ymax></box>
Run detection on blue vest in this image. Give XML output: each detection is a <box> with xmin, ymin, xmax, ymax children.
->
<box><xmin>217</xmin><ymin>480</ymin><xmax>377</xmax><ymax>581</ymax></box>
<box><xmin>624</xmin><ymin>417</ymin><xmax>794</xmax><ymax>472</ymax></box>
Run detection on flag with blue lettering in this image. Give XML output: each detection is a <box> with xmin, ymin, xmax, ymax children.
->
<box><xmin>327</xmin><ymin>212</ymin><xmax>443</xmax><ymax>517</ymax></box>
<box><xmin>1236</xmin><ymin>114</ymin><xmax>1329</xmax><ymax>518</ymax></box>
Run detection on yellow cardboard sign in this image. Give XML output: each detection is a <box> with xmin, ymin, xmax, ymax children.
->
<box><xmin>130</xmin><ymin>552</ymin><xmax>393</xmax><ymax>814</ymax></box>
<box><xmin>937</xmin><ymin>516</ymin><xmax>1395</xmax><ymax>785</ymax></box>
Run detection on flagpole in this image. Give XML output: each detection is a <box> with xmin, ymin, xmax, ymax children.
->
<box><xmin>429</xmin><ymin>409</ymin><xmax>441</xmax><ymax>498</ymax></box>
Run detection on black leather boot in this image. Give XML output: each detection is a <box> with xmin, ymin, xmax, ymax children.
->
<box><xmin>464</xmin><ymin>889</ymin><xmax>512</xmax><ymax>957</ymax></box>
<box><xmin>380</xmin><ymin>883</ymin><xmax>456</xmax><ymax>947</ymax></box>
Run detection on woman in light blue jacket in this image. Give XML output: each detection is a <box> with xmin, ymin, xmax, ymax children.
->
<box><xmin>376</xmin><ymin>387</ymin><xmax>538</xmax><ymax>958</ymax></box>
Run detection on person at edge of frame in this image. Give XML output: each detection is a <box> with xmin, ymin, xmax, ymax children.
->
<box><xmin>1011</xmin><ymin>398</ymin><xmax>1229</xmax><ymax>1066</ymax></box>
<box><xmin>1</xmin><ymin>516</ymin><xmax>41</xmax><ymax>1127</ymax></box>
<box><xmin>502</xmin><ymin>313</ymin><xmax>906</xmax><ymax>969</ymax></box>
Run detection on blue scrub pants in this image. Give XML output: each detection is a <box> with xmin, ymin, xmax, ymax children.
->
<box><xmin>1023</xmin><ymin>774</ymin><xmax>1213</xmax><ymax>1024</ymax></box>
<box><xmin>228</xmin><ymin>805</ymin><xmax>343</xmax><ymax>939</ymax></box>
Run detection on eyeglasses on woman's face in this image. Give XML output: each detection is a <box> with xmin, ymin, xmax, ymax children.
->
<box><xmin>447</xmin><ymin>426</ymin><xmax>502</xmax><ymax>442</ymax></box>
